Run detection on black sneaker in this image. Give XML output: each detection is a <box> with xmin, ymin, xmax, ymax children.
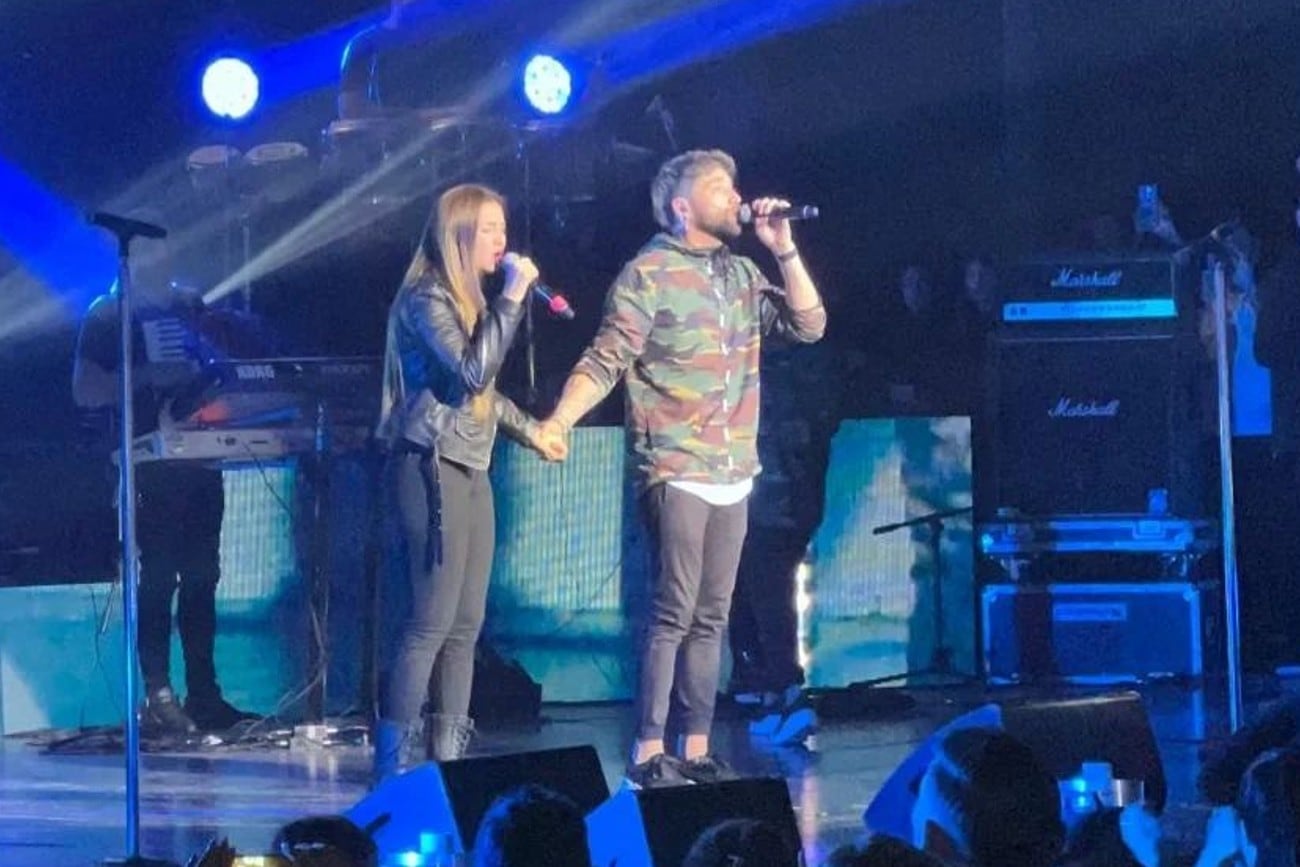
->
<box><xmin>142</xmin><ymin>687</ymin><xmax>197</xmax><ymax>736</ymax></box>
<box><xmin>185</xmin><ymin>694</ymin><xmax>259</xmax><ymax>732</ymax></box>
<box><xmin>625</xmin><ymin>754</ymin><xmax>695</xmax><ymax>790</ymax></box>
<box><xmin>680</xmin><ymin>754</ymin><xmax>741</xmax><ymax>785</ymax></box>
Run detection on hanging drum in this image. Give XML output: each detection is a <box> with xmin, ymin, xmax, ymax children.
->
<box><xmin>186</xmin><ymin>144</ymin><xmax>242</xmax><ymax>195</ymax></box>
<box><xmin>242</xmin><ymin>141</ymin><xmax>313</xmax><ymax>204</ymax></box>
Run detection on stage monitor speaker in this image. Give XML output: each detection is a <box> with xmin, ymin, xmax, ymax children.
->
<box><xmin>863</xmin><ymin>692</ymin><xmax>1164</xmax><ymax>841</ymax></box>
<box><xmin>587</xmin><ymin>778</ymin><xmax>802</xmax><ymax>867</ymax></box>
<box><xmin>345</xmin><ymin>745</ymin><xmax>609</xmax><ymax>858</ymax></box>
<box><xmin>990</xmin><ymin>332</ymin><xmax>1203</xmax><ymax>517</ymax></box>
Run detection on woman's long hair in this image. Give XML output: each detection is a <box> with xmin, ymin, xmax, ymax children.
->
<box><xmin>403</xmin><ymin>183</ymin><xmax>506</xmax><ymax>419</ymax></box>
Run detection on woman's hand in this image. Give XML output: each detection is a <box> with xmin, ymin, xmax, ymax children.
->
<box><xmin>530</xmin><ymin>419</ymin><xmax>569</xmax><ymax>462</ymax></box>
<box><xmin>502</xmin><ymin>254</ymin><xmax>540</xmax><ymax>304</ymax></box>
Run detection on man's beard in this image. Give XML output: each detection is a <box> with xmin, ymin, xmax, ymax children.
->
<box><xmin>698</xmin><ymin>211</ymin><xmax>741</xmax><ymax>242</ymax></box>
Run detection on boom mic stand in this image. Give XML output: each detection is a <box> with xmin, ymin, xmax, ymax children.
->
<box><xmin>516</xmin><ymin>129</ymin><xmax>539</xmax><ymax>409</ymax></box>
<box><xmin>853</xmin><ymin>506</ymin><xmax>977</xmax><ymax>691</ymax></box>
<box><xmin>90</xmin><ymin>210</ymin><xmax>179</xmax><ymax>867</ymax></box>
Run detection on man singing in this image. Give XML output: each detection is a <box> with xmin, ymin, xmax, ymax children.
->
<box><xmin>540</xmin><ymin>149</ymin><xmax>827</xmax><ymax>787</ymax></box>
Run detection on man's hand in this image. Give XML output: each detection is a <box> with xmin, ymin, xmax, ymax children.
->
<box><xmin>750</xmin><ymin>197</ymin><xmax>796</xmax><ymax>258</ymax></box>
<box><xmin>531</xmin><ymin>418</ymin><xmax>569</xmax><ymax>462</ymax></box>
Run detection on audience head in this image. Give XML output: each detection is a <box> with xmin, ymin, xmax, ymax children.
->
<box><xmin>1060</xmin><ymin>804</ymin><xmax>1159</xmax><ymax>867</ymax></box>
<box><xmin>899</xmin><ymin>265</ymin><xmax>933</xmax><ymax>314</ymax></box>
<box><xmin>826</xmin><ymin>834</ymin><xmax>947</xmax><ymax>867</ymax></box>
<box><xmin>960</xmin><ymin>256</ymin><xmax>997</xmax><ymax>313</ymax></box>
<box><xmin>272</xmin><ymin>815</ymin><xmax>377</xmax><ymax>867</ymax></box>
<box><xmin>1200</xmin><ymin>695</ymin><xmax>1300</xmax><ymax>807</ymax></box>
<box><xmin>910</xmin><ymin>726</ymin><xmax>1064</xmax><ymax>867</ymax></box>
<box><xmin>1078</xmin><ymin>213</ymin><xmax>1124</xmax><ymax>252</ymax></box>
<box><xmin>472</xmin><ymin>785</ymin><xmax>592</xmax><ymax>867</ymax></box>
<box><xmin>1235</xmin><ymin>747</ymin><xmax>1300</xmax><ymax>867</ymax></box>
<box><xmin>682</xmin><ymin>818</ymin><xmax>799</xmax><ymax>867</ymax></box>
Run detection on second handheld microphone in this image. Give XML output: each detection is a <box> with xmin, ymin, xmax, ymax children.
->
<box><xmin>503</xmin><ymin>253</ymin><xmax>575</xmax><ymax>320</ymax></box>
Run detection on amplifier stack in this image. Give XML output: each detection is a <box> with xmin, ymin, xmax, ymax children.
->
<box><xmin>977</xmin><ymin>253</ymin><xmax>1218</xmax><ymax>686</ymax></box>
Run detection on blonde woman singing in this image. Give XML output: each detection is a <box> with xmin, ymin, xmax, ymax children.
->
<box><xmin>374</xmin><ymin>183</ymin><xmax>565</xmax><ymax>782</ymax></box>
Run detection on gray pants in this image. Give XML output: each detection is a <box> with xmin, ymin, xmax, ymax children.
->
<box><xmin>636</xmin><ymin>483</ymin><xmax>750</xmax><ymax>742</ymax></box>
<box><xmin>383</xmin><ymin>452</ymin><xmax>494</xmax><ymax>724</ymax></box>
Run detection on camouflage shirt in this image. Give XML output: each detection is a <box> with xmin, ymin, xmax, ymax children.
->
<box><xmin>573</xmin><ymin>233</ymin><xmax>826</xmax><ymax>489</ymax></box>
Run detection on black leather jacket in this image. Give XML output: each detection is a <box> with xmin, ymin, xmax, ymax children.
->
<box><xmin>377</xmin><ymin>272</ymin><xmax>535</xmax><ymax>468</ymax></box>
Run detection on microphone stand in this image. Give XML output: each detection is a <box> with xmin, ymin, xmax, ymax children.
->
<box><xmin>92</xmin><ymin>214</ymin><xmax>179</xmax><ymax>867</ymax></box>
<box><xmin>1210</xmin><ymin>258</ymin><xmax>1244</xmax><ymax>731</ymax></box>
<box><xmin>851</xmin><ymin>506</ymin><xmax>976</xmax><ymax>691</ymax></box>
<box><xmin>514</xmin><ymin>128</ymin><xmax>539</xmax><ymax>410</ymax></box>
<box><xmin>1175</xmin><ymin>223</ymin><xmax>1244</xmax><ymax>731</ymax></box>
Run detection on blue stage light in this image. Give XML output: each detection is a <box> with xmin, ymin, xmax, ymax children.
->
<box><xmin>201</xmin><ymin>57</ymin><xmax>260</xmax><ymax>120</ymax></box>
<box><xmin>521</xmin><ymin>54</ymin><xmax>573</xmax><ymax>115</ymax></box>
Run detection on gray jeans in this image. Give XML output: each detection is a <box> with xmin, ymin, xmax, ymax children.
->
<box><xmin>383</xmin><ymin>451</ymin><xmax>494</xmax><ymax>724</ymax></box>
<box><xmin>636</xmin><ymin>483</ymin><xmax>750</xmax><ymax>742</ymax></box>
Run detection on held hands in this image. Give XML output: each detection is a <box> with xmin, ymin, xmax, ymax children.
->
<box><xmin>502</xmin><ymin>253</ymin><xmax>540</xmax><ymax>304</ymax></box>
<box><xmin>749</xmin><ymin>197</ymin><xmax>796</xmax><ymax>258</ymax></box>
<box><xmin>530</xmin><ymin>417</ymin><xmax>569</xmax><ymax>462</ymax></box>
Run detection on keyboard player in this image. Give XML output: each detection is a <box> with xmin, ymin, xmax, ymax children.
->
<box><xmin>72</xmin><ymin>274</ymin><xmax>266</xmax><ymax>735</ymax></box>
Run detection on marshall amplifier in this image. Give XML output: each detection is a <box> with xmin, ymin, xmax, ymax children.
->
<box><xmin>1000</xmin><ymin>254</ymin><xmax>1192</xmax><ymax>336</ymax></box>
<box><xmin>990</xmin><ymin>332</ymin><xmax>1204</xmax><ymax>517</ymax></box>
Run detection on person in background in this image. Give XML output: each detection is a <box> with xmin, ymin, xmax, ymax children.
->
<box><xmin>73</xmin><ymin>239</ymin><xmax>262</xmax><ymax>736</ymax></box>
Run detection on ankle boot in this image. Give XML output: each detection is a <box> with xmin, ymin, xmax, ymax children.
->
<box><xmin>427</xmin><ymin>713</ymin><xmax>474</xmax><ymax>762</ymax></box>
<box><xmin>371</xmin><ymin>718</ymin><xmax>425</xmax><ymax>786</ymax></box>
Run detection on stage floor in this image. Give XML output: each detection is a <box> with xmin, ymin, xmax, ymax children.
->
<box><xmin>0</xmin><ymin>681</ymin><xmax>1251</xmax><ymax>866</ymax></box>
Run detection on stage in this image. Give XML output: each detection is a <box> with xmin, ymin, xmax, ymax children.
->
<box><xmin>0</xmin><ymin>681</ymin><xmax>1247</xmax><ymax>867</ymax></box>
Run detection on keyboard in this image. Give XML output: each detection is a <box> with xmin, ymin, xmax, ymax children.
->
<box><xmin>118</xmin><ymin>356</ymin><xmax>381</xmax><ymax>465</ymax></box>
<box><xmin>127</xmin><ymin>425</ymin><xmax>372</xmax><ymax>465</ymax></box>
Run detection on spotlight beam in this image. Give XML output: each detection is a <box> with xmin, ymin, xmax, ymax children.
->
<box><xmin>586</xmin><ymin>0</ymin><xmax>876</xmax><ymax>89</ymax></box>
<box><xmin>203</xmin><ymin>132</ymin><xmax>516</xmax><ymax>307</ymax></box>
<box><xmin>0</xmin><ymin>155</ymin><xmax>116</xmax><ymax>343</ymax></box>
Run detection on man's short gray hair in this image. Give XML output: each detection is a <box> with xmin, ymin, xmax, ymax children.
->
<box><xmin>650</xmin><ymin>149</ymin><xmax>737</xmax><ymax>232</ymax></box>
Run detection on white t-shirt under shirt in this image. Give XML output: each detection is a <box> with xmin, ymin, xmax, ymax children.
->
<box><xmin>667</xmin><ymin>477</ymin><xmax>754</xmax><ymax>507</ymax></box>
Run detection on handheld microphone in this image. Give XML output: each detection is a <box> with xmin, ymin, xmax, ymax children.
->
<box><xmin>532</xmin><ymin>283</ymin><xmax>575</xmax><ymax>320</ymax></box>
<box><xmin>738</xmin><ymin>203</ymin><xmax>820</xmax><ymax>224</ymax></box>
<box><xmin>503</xmin><ymin>253</ymin><xmax>575</xmax><ymax>320</ymax></box>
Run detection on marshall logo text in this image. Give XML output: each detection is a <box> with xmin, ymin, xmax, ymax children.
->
<box><xmin>1050</xmin><ymin>267</ymin><xmax>1124</xmax><ymax>290</ymax></box>
<box><xmin>1048</xmin><ymin>398</ymin><xmax>1120</xmax><ymax>419</ymax></box>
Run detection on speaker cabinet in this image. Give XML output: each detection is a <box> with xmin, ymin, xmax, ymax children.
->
<box><xmin>587</xmin><ymin>778</ymin><xmax>802</xmax><ymax>867</ymax></box>
<box><xmin>990</xmin><ymin>333</ymin><xmax>1203</xmax><ymax>517</ymax></box>
<box><xmin>346</xmin><ymin>745</ymin><xmax>609</xmax><ymax>857</ymax></box>
<box><xmin>864</xmin><ymin>693</ymin><xmax>1165</xmax><ymax>840</ymax></box>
